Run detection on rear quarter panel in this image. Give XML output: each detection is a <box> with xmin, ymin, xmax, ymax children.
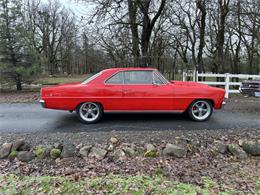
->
<box><xmin>42</xmin><ymin>84</ymin><xmax>106</xmax><ymax>110</ymax></box>
<box><xmin>42</xmin><ymin>84</ymin><xmax>125</xmax><ymax>111</ymax></box>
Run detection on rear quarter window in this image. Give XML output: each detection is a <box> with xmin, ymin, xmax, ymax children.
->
<box><xmin>106</xmin><ymin>72</ymin><xmax>123</xmax><ymax>84</ymax></box>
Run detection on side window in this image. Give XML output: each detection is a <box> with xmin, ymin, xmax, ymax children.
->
<box><xmin>106</xmin><ymin>72</ymin><xmax>123</xmax><ymax>84</ymax></box>
<box><xmin>153</xmin><ymin>72</ymin><xmax>164</xmax><ymax>84</ymax></box>
<box><xmin>124</xmin><ymin>71</ymin><xmax>153</xmax><ymax>84</ymax></box>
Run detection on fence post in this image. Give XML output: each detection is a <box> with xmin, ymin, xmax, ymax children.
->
<box><xmin>182</xmin><ymin>72</ymin><xmax>186</xmax><ymax>81</ymax></box>
<box><xmin>225</xmin><ymin>73</ymin><xmax>230</xmax><ymax>98</ymax></box>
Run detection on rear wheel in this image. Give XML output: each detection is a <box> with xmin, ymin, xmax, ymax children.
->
<box><xmin>188</xmin><ymin>100</ymin><xmax>213</xmax><ymax>121</ymax></box>
<box><xmin>76</xmin><ymin>102</ymin><xmax>103</xmax><ymax>124</ymax></box>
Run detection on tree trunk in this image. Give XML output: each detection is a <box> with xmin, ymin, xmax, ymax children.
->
<box><xmin>140</xmin><ymin>12</ymin><xmax>152</xmax><ymax>67</ymax></box>
<box><xmin>128</xmin><ymin>0</ymin><xmax>140</xmax><ymax>66</ymax></box>
<box><xmin>137</xmin><ymin>0</ymin><xmax>166</xmax><ymax>67</ymax></box>
<box><xmin>216</xmin><ymin>0</ymin><xmax>230</xmax><ymax>73</ymax></box>
<box><xmin>234</xmin><ymin>0</ymin><xmax>241</xmax><ymax>75</ymax></box>
<box><xmin>16</xmin><ymin>75</ymin><xmax>22</xmax><ymax>91</ymax></box>
<box><xmin>197</xmin><ymin>0</ymin><xmax>207</xmax><ymax>76</ymax></box>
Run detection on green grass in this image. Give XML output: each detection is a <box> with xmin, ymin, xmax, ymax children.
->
<box><xmin>256</xmin><ymin>178</ymin><xmax>260</xmax><ymax>195</ymax></box>
<box><xmin>37</xmin><ymin>74</ymin><xmax>91</xmax><ymax>85</ymax></box>
<box><xmin>1</xmin><ymin>74</ymin><xmax>92</xmax><ymax>92</ymax></box>
<box><xmin>0</xmin><ymin>174</ymin><xmax>250</xmax><ymax>195</ymax></box>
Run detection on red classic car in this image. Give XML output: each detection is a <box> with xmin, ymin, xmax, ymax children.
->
<box><xmin>40</xmin><ymin>68</ymin><xmax>225</xmax><ymax>123</ymax></box>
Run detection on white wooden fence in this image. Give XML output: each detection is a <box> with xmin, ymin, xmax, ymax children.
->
<box><xmin>182</xmin><ymin>71</ymin><xmax>260</xmax><ymax>98</ymax></box>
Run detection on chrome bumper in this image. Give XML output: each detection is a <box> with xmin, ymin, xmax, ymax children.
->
<box><xmin>39</xmin><ymin>100</ymin><xmax>46</xmax><ymax>108</ymax></box>
<box><xmin>222</xmin><ymin>101</ymin><xmax>226</xmax><ymax>108</ymax></box>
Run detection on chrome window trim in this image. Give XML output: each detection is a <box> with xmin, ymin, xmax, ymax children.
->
<box><xmin>104</xmin><ymin>70</ymin><xmax>169</xmax><ymax>85</ymax></box>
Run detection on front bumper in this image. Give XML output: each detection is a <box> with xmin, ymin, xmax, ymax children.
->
<box><xmin>39</xmin><ymin>100</ymin><xmax>46</xmax><ymax>108</ymax></box>
<box><xmin>221</xmin><ymin>101</ymin><xmax>226</xmax><ymax>109</ymax></box>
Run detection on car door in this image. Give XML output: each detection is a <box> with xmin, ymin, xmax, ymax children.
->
<box><xmin>122</xmin><ymin>70</ymin><xmax>174</xmax><ymax>111</ymax></box>
<box><xmin>102</xmin><ymin>71</ymin><xmax>125</xmax><ymax>110</ymax></box>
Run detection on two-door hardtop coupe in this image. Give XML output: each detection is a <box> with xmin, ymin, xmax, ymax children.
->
<box><xmin>40</xmin><ymin>68</ymin><xmax>225</xmax><ymax>123</ymax></box>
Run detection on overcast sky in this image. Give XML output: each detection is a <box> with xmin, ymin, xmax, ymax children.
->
<box><xmin>59</xmin><ymin>0</ymin><xmax>93</xmax><ymax>18</ymax></box>
<box><xmin>40</xmin><ymin>0</ymin><xmax>94</xmax><ymax>18</ymax></box>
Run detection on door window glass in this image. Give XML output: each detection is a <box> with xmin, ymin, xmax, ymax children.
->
<box><xmin>124</xmin><ymin>71</ymin><xmax>153</xmax><ymax>84</ymax></box>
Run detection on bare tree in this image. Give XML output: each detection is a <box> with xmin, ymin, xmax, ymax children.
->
<box><xmin>215</xmin><ymin>0</ymin><xmax>230</xmax><ymax>73</ymax></box>
<box><xmin>196</xmin><ymin>0</ymin><xmax>207</xmax><ymax>73</ymax></box>
<box><xmin>87</xmin><ymin>0</ymin><xmax>167</xmax><ymax>67</ymax></box>
<box><xmin>240</xmin><ymin>0</ymin><xmax>260</xmax><ymax>74</ymax></box>
<box><xmin>127</xmin><ymin>0</ymin><xmax>140</xmax><ymax>65</ymax></box>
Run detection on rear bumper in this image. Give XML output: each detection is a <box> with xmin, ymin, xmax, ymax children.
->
<box><xmin>39</xmin><ymin>100</ymin><xmax>46</xmax><ymax>108</ymax></box>
<box><xmin>239</xmin><ymin>88</ymin><xmax>260</xmax><ymax>97</ymax></box>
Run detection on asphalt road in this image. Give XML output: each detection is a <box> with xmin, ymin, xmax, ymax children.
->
<box><xmin>0</xmin><ymin>102</ymin><xmax>259</xmax><ymax>133</ymax></box>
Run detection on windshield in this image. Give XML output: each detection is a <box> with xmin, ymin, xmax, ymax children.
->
<box><xmin>155</xmin><ymin>71</ymin><xmax>170</xmax><ymax>84</ymax></box>
<box><xmin>81</xmin><ymin>72</ymin><xmax>102</xmax><ymax>84</ymax></box>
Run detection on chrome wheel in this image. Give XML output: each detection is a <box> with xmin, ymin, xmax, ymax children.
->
<box><xmin>79</xmin><ymin>102</ymin><xmax>100</xmax><ymax>122</ymax></box>
<box><xmin>190</xmin><ymin>100</ymin><xmax>212</xmax><ymax>121</ymax></box>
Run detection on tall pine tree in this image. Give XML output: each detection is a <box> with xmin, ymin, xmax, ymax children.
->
<box><xmin>0</xmin><ymin>0</ymin><xmax>40</xmax><ymax>90</ymax></box>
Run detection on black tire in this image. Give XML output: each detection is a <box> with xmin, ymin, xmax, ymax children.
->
<box><xmin>76</xmin><ymin>102</ymin><xmax>103</xmax><ymax>124</ymax></box>
<box><xmin>188</xmin><ymin>100</ymin><xmax>213</xmax><ymax>122</ymax></box>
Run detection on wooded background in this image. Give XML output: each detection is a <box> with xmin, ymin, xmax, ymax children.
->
<box><xmin>0</xmin><ymin>0</ymin><xmax>259</xmax><ymax>90</ymax></box>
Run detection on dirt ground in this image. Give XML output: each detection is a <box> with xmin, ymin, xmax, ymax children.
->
<box><xmin>0</xmin><ymin>91</ymin><xmax>40</xmax><ymax>103</ymax></box>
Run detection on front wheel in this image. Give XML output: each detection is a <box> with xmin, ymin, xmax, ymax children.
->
<box><xmin>76</xmin><ymin>102</ymin><xmax>103</xmax><ymax>124</ymax></box>
<box><xmin>188</xmin><ymin>100</ymin><xmax>213</xmax><ymax>122</ymax></box>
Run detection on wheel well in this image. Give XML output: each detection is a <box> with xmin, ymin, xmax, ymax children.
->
<box><xmin>75</xmin><ymin>102</ymin><xmax>104</xmax><ymax>111</ymax></box>
<box><xmin>186</xmin><ymin>99</ymin><xmax>214</xmax><ymax>111</ymax></box>
<box><xmin>203</xmin><ymin>99</ymin><xmax>214</xmax><ymax>107</ymax></box>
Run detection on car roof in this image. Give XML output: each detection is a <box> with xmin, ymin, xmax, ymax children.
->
<box><xmin>102</xmin><ymin>67</ymin><xmax>157</xmax><ymax>73</ymax></box>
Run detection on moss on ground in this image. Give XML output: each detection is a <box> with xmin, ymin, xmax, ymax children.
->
<box><xmin>50</xmin><ymin>148</ymin><xmax>61</xmax><ymax>159</ymax></box>
<box><xmin>35</xmin><ymin>147</ymin><xmax>47</xmax><ymax>159</ymax></box>
<box><xmin>8</xmin><ymin>150</ymin><xmax>18</xmax><ymax>160</ymax></box>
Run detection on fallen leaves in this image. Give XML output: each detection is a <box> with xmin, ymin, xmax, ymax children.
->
<box><xmin>0</xmin><ymin>92</ymin><xmax>40</xmax><ymax>103</ymax></box>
